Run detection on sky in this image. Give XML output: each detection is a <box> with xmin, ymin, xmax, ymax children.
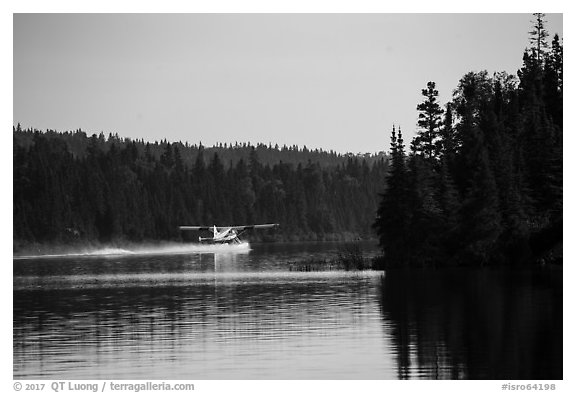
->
<box><xmin>13</xmin><ymin>13</ymin><xmax>563</xmax><ymax>154</ymax></box>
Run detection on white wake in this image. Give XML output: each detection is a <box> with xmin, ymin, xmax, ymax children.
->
<box><xmin>13</xmin><ymin>242</ymin><xmax>251</xmax><ymax>260</ymax></box>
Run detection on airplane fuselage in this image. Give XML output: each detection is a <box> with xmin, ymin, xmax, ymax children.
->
<box><xmin>179</xmin><ymin>224</ymin><xmax>278</xmax><ymax>244</ymax></box>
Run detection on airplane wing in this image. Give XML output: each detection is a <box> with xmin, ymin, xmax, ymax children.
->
<box><xmin>227</xmin><ymin>224</ymin><xmax>279</xmax><ymax>231</ymax></box>
<box><xmin>179</xmin><ymin>224</ymin><xmax>278</xmax><ymax>231</ymax></box>
<box><xmin>179</xmin><ymin>226</ymin><xmax>214</xmax><ymax>232</ymax></box>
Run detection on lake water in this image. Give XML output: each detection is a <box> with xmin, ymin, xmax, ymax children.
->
<box><xmin>13</xmin><ymin>242</ymin><xmax>562</xmax><ymax>380</ymax></box>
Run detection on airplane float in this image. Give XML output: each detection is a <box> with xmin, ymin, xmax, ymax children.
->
<box><xmin>178</xmin><ymin>224</ymin><xmax>279</xmax><ymax>244</ymax></box>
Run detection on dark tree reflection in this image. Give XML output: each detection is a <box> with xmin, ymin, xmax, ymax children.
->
<box><xmin>378</xmin><ymin>267</ymin><xmax>562</xmax><ymax>379</ymax></box>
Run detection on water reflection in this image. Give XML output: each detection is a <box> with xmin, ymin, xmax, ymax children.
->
<box><xmin>14</xmin><ymin>249</ymin><xmax>389</xmax><ymax>379</ymax></box>
<box><xmin>14</xmin><ymin>244</ymin><xmax>562</xmax><ymax>380</ymax></box>
<box><xmin>379</xmin><ymin>267</ymin><xmax>562</xmax><ymax>380</ymax></box>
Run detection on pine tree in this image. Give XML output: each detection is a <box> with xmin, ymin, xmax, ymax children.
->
<box><xmin>439</xmin><ymin>103</ymin><xmax>456</xmax><ymax>159</ymax></box>
<box><xmin>414</xmin><ymin>82</ymin><xmax>444</xmax><ymax>160</ymax></box>
<box><xmin>550</xmin><ymin>33</ymin><xmax>563</xmax><ymax>92</ymax></box>
<box><xmin>374</xmin><ymin>126</ymin><xmax>411</xmax><ymax>265</ymax></box>
<box><xmin>543</xmin><ymin>34</ymin><xmax>563</xmax><ymax>129</ymax></box>
<box><xmin>517</xmin><ymin>26</ymin><xmax>562</xmax><ymax>225</ymax></box>
<box><xmin>529</xmin><ymin>13</ymin><xmax>549</xmax><ymax>66</ymax></box>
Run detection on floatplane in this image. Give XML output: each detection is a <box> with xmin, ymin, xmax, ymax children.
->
<box><xmin>178</xmin><ymin>224</ymin><xmax>279</xmax><ymax>246</ymax></box>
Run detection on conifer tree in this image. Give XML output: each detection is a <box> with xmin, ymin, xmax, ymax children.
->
<box><xmin>439</xmin><ymin>103</ymin><xmax>456</xmax><ymax>159</ymax></box>
<box><xmin>544</xmin><ymin>33</ymin><xmax>563</xmax><ymax>129</ymax></box>
<box><xmin>550</xmin><ymin>33</ymin><xmax>563</xmax><ymax>92</ymax></box>
<box><xmin>374</xmin><ymin>126</ymin><xmax>411</xmax><ymax>264</ymax></box>
<box><xmin>414</xmin><ymin>82</ymin><xmax>444</xmax><ymax>160</ymax></box>
<box><xmin>529</xmin><ymin>13</ymin><xmax>549</xmax><ymax>66</ymax></box>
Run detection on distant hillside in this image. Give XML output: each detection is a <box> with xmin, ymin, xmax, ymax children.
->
<box><xmin>13</xmin><ymin>127</ymin><xmax>390</xmax><ymax>250</ymax></box>
<box><xmin>13</xmin><ymin>126</ymin><xmax>388</xmax><ymax>169</ymax></box>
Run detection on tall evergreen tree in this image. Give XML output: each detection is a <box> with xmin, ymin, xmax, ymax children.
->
<box><xmin>543</xmin><ymin>33</ymin><xmax>563</xmax><ymax>129</ymax></box>
<box><xmin>529</xmin><ymin>13</ymin><xmax>549</xmax><ymax>66</ymax></box>
<box><xmin>439</xmin><ymin>103</ymin><xmax>456</xmax><ymax>160</ymax></box>
<box><xmin>374</xmin><ymin>126</ymin><xmax>411</xmax><ymax>265</ymax></box>
<box><xmin>414</xmin><ymin>82</ymin><xmax>444</xmax><ymax>160</ymax></box>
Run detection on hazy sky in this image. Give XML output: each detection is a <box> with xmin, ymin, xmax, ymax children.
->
<box><xmin>13</xmin><ymin>13</ymin><xmax>563</xmax><ymax>154</ymax></box>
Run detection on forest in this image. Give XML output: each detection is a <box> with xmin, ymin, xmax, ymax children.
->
<box><xmin>13</xmin><ymin>127</ymin><xmax>389</xmax><ymax>252</ymax></box>
<box><xmin>374</xmin><ymin>14</ymin><xmax>562</xmax><ymax>266</ymax></box>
